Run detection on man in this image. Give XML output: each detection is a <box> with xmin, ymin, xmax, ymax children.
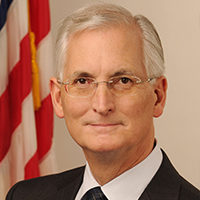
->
<box><xmin>6</xmin><ymin>3</ymin><xmax>200</xmax><ymax>200</ymax></box>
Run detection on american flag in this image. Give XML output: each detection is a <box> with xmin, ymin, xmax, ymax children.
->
<box><xmin>0</xmin><ymin>0</ymin><xmax>56</xmax><ymax>199</ymax></box>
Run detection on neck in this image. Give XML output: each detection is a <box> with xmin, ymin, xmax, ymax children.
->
<box><xmin>83</xmin><ymin>139</ymin><xmax>154</xmax><ymax>186</ymax></box>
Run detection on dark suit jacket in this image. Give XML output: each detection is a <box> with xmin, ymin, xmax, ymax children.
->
<box><xmin>6</xmin><ymin>151</ymin><xmax>200</xmax><ymax>200</ymax></box>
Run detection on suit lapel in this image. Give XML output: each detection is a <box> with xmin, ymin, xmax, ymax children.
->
<box><xmin>56</xmin><ymin>166</ymin><xmax>85</xmax><ymax>200</ymax></box>
<box><xmin>139</xmin><ymin>191</ymin><xmax>151</xmax><ymax>200</ymax></box>
<box><xmin>139</xmin><ymin>150</ymin><xmax>180</xmax><ymax>200</ymax></box>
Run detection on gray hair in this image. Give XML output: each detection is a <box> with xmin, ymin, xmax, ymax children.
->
<box><xmin>56</xmin><ymin>3</ymin><xmax>165</xmax><ymax>80</ymax></box>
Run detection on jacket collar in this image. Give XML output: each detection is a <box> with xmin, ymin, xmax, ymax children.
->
<box><xmin>139</xmin><ymin>150</ymin><xmax>180</xmax><ymax>200</ymax></box>
<box><xmin>56</xmin><ymin>166</ymin><xmax>85</xmax><ymax>200</ymax></box>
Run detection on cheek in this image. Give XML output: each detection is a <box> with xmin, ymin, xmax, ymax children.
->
<box><xmin>118</xmin><ymin>91</ymin><xmax>155</xmax><ymax>122</ymax></box>
<box><xmin>61</xmin><ymin>97</ymin><xmax>90</xmax><ymax>144</ymax></box>
<box><xmin>61</xmin><ymin>96</ymin><xmax>90</xmax><ymax>120</ymax></box>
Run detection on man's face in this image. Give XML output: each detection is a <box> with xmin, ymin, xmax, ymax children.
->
<box><xmin>52</xmin><ymin>25</ymin><xmax>166</xmax><ymax>156</ymax></box>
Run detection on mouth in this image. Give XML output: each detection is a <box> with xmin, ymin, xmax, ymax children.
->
<box><xmin>88</xmin><ymin>123</ymin><xmax>121</xmax><ymax>127</ymax></box>
<box><xmin>84</xmin><ymin>122</ymin><xmax>123</xmax><ymax>133</ymax></box>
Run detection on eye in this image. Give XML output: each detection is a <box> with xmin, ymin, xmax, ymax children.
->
<box><xmin>75</xmin><ymin>78</ymin><xmax>87</xmax><ymax>84</ymax></box>
<box><xmin>72</xmin><ymin>77</ymin><xmax>94</xmax><ymax>88</ymax></box>
<box><xmin>110</xmin><ymin>76</ymin><xmax>140</xmax><ymax>91</ymax></box>
<box><xmin>110</xmin><ymin>76</ymin><xmax>133</xmax><ymax>85</ymax></box>
<box><xmin>110</xmin><ymin>76</ymin><xmax>133</xmax><ymax>90</ymax></box>
<box><xmin>120</xmin><ymin>77</ymin><xmax>132</xmax><ymax>84</ymax></box>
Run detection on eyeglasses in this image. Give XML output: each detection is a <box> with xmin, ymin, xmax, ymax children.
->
<box><xmin>57</xmin><ymin>75</ymin><xmax>156</xmax><ymax>98</ymax></box>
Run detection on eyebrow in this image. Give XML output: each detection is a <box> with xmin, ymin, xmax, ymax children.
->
<box><xmin>70</xmin><ymin>71</ymin><xmax>95</xmax><ymax>79</ymax></box>
<box><xmin>111</xmin><ymin>69</ymin><xmax>135</xmax><ymax>77</ymax></box>
<box><xmin>69</xmin><ymin>68</ymin><xmax>135</xmax><ymax>79</ymax></box>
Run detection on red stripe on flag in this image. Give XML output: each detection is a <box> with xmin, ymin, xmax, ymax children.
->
<box><xmin>25</xmin><ymin>95</ymin><xmax>53</xmax><ymax>178</ymax></box>
<box><xmin>0</xmin><ymin>34</ymin><xmax>32</xmax><ymax>162</ymax></box>
<box><xmin>28</xmin><ymin>0</ymin><xmax>54</xmax><ymax>163</ymax></box>
<box><xmin>25</xmin><ymin>152</ymin><xmax>40</xmax><ymax>179</ymax></box>
<box><xmin>23</xmin><ymin>0</ymin><xmax>55</xmax><ymax>179</ymax></box>
<box><xmin>35</xmin><ymin>95</ymin><xmax>53</xmax><ymax>160</ymax></box>
<box><xmin>29</xmin><ymin>0</ymin><xmax>50</xmax><ymax>46</ymax></box>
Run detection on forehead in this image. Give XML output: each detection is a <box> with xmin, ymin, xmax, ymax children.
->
<box><xmin>64</xmin><ymin>24</ymin><xmax>146</xmax><ymax>78</ymax></box>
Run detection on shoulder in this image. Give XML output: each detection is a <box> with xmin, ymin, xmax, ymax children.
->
<box><xmin>161</xmin><ymin>150</ymin><xmax>200</xmax><ymax>199</ymax></box>
<box><xmin>163</xmin><ymin>150</ymin><xmax>200</xmax><ymax>197</ymax></box>
<box><xmin>6</xmin><ymin>166</ymin><xmax>85</xmax><ymax>200</ymax></box>
<box><xmin>142</xmin><ymin>150</ymin><xmax>200</xmax><ymax>199</ymax></box>
<box><xmin>178</xmin><ymin>175</ymin><xmax>200</xmax><ymax>199</ymax></box>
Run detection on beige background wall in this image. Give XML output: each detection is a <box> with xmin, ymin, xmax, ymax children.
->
<box><xmin>49</xmin><ymin>0</ymin><xmax>200</xmax><ymax>189</ymax></box>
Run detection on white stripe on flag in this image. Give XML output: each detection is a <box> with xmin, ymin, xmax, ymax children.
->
<box><xmin>0</xmin><ymin>25</ymin><xmax>8</xmax><ymax>95</ymax></box>
<box><xmin>6</xmin><ymin>0</ymin><xmax>28</xmax><ymax>72</ymax></box>
<box><xmin>37</xmin><ymin>32</ymin><xmax>55</xmax><ymax>99</ymax></box>
<box><xmin>0</xmin><ymin>0</ymin><xmax>29</xmax><ymax>96</ymax></box>
<box><xmin>0</xmin><ymin>93</ymin><xmax>37</xmax><ymax>199</ymax></box>
<box><xmin>39</xmin><ymin>144</ymin><xmax>57</xmax><ymax>175</ymax></box>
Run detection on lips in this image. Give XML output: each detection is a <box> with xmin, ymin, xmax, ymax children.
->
<box><xmin>84</xmin><ymin>120</ymin><xmax>123</xmax><ymax>126</ymax></box>
<box><xmin>84</xmin><ymin>122</ymin><xmax>123</xmax><ymax>132</ymax></box>
<box><xmin>82</xmin><ymin>119</ymin><xmax>125</xmax><ymax>132</ymax></box>
<box><xmin>85</xmin><ymin>123</ymin><xmax>121</xmax><ymax>135</ymax></box>
<box><xmin>89</xmin><ymin>123</ymin><xmax>121</xmax><ymax>127</ymax></box>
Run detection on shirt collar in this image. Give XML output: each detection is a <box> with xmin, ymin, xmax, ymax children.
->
<box><xmin>75</xmin><ymin>142</ymin><xmax>163</xmax><ymax>200</ymax></box>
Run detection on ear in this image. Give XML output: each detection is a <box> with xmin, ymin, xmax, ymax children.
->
<box><xmin>153</xmin><ymin>76</ymin><xmax>168</xmax><ymax>118</ymax></box>
<box><xmin>49</xmin><ymin>77</ymin><xmax>64</xmax><ymax>118</ymax></box>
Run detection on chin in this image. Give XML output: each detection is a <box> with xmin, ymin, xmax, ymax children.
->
<box><xmin>83</xmin><ymin>140</ymin><xmax>122</xmax><ymax>154</ymax></box>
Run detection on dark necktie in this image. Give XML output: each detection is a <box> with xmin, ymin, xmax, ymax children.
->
<box><xmin>81</xmin><ymin>187</ymin><xmax>108</xmax><ymax>200</ymax></box>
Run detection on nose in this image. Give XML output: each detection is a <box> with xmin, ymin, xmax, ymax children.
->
<box><xmin>92</xmin><ymin>83</ymin><xmax>115</xmax><ymax>116</ymax></box>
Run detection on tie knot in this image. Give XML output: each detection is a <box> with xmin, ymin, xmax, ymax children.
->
<box><xmin>81</xmin><ymin>187</ymin><xmax>108</xmax><ymax>200</ymax></box>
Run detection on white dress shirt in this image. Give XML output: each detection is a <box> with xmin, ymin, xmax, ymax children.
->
<box><xmin>75</xmin><ymin>143</ymin><xmax>163</xmax><ymax>200</ymax></box>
